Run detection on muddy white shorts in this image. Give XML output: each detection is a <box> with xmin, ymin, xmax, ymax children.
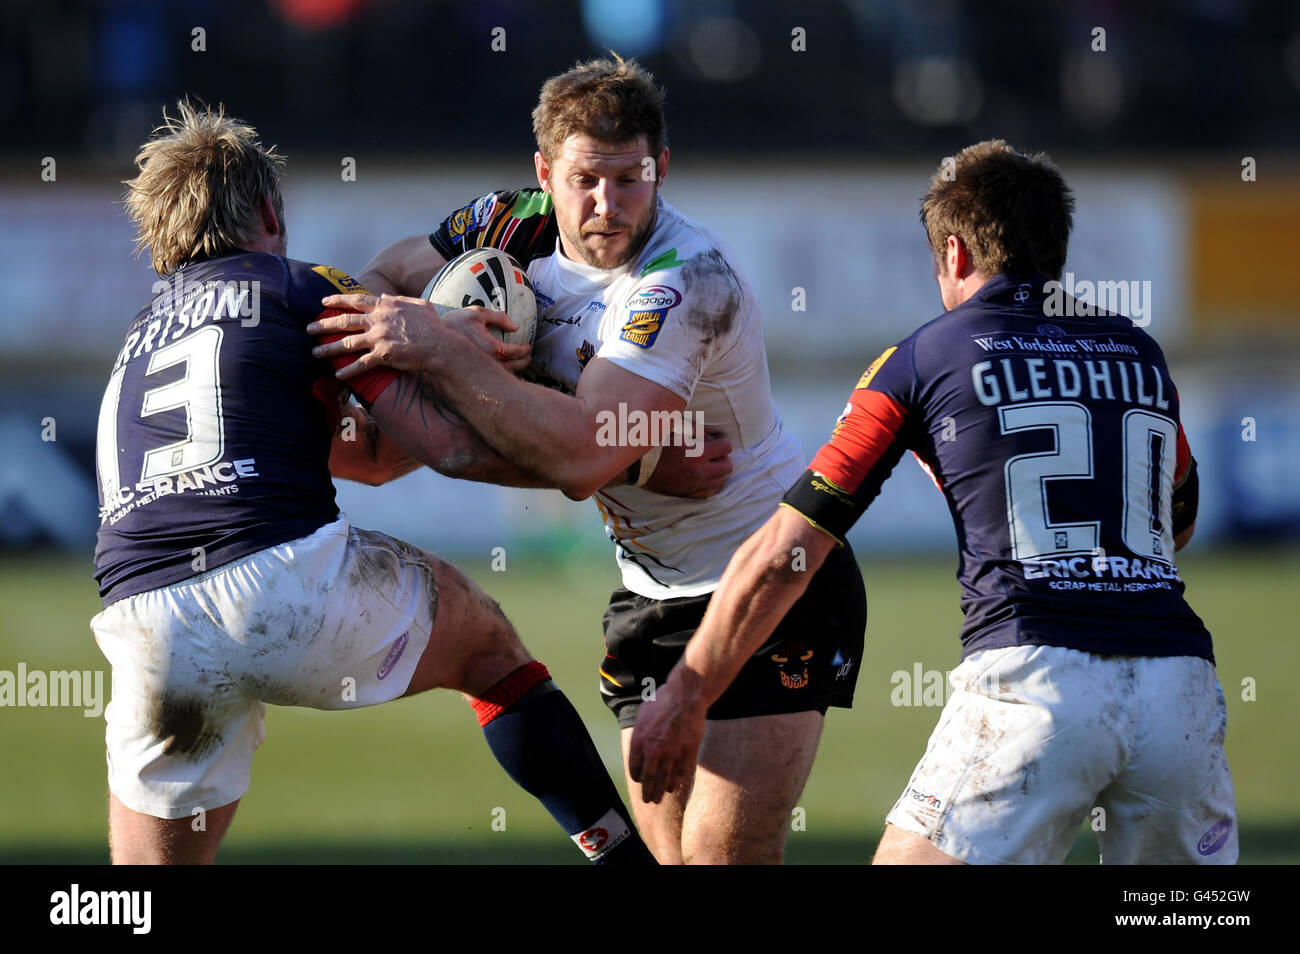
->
<box><xmin>885</xmin><ymin>644</ymin><xmax>1238</xmax><ymax>865</ymax></box>
<box><xmin>90</xmin><ymin>516</ymin><xmax>437</xmax><ymax>819</ymax></box>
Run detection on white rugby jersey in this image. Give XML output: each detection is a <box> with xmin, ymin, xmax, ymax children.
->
<box><xmin>433</xmin><ymin>192</ymin><xmax>803</xmax><ymax>598</ymax></box>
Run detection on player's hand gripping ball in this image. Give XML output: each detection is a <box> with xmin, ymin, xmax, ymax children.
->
<box><xmin>421</xmin><ymin>248</ymin><xmax>538</xmax><ymax>348</ymax></box>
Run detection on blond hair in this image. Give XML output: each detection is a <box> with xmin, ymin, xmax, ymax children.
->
<box><xmin>124</xmin><ymin>100</ymin><xmax>285</xmax><ymax>275</ymax></box>
<box><xmin>532</xmin><ymin>54</ymin><xmax>667</xmax><ymax>163</ymax></box>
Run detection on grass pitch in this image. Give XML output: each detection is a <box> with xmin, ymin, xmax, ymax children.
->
<box><xmin>1</xmin><ymin>545</ymin><xmax>1295</xmax><ymax>864</ymax></box>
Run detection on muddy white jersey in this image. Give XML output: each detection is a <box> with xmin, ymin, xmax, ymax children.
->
<box><xmin>433</xmin><ymin>192</ymin><xmax>802</xmax><ymax>598</ymax></box>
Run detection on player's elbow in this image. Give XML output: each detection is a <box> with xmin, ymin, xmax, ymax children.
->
<box><xmin>334</xmin><ymin>462</ymin><xmax>392</xmax><ymax>487</ymax></box>
<box><xmin>557</xmin><ymin>469</ymin><xmax>602</xmax><ymax>501</ymax></box>
<box><xmin>552</xmin><ymin>448</ymin><xmax>623</xmax><ymax>500</ymax></box>
<box><xmin>427</xmin><ymin>448</ymin><xmax>479</xmax><ymax>482</ymax></box>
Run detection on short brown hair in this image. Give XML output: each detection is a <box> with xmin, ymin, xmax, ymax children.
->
<box><xmin>921</xmin><ymin>140</ymin><xmax>1074</xmax><ymax>280</ymax></box>
<box><xmin>532</xmin><ymin>54</ymin><xmax>667</xmax><ymax>162</ymax></box>
<box><xmin>124</xmin><ymin>99</ymin><xmax>285</xmax><ymax>275</ymax></box>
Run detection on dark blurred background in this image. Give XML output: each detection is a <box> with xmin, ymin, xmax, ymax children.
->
<box><xmin>7</xmin><ymin>0</ymin><xmax>1300</xmax><ymax>158</ymax></box>
<box><xmin>2</xmin><ymin>0</ymin><xmax>1296</xmax><ymax>557</ymax></box>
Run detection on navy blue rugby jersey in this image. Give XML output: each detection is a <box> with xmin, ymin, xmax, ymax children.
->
<box><xmin>93</xmin><ymin>253</ymin><xmax>396</xmax><ymax>606</ymax></box>
<box><xmin>783</xmin><ymin>273</ymin><xmax>1213</xmax><ymax>662</ymax></box>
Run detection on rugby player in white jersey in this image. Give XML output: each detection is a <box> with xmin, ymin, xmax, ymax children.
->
<box><xmin>311</xmin><ymin>56</ymin><xmax>868</xmax><ymax>864</ymax></box>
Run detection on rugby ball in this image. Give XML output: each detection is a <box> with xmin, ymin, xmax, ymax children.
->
<box><xmin>421</xmin><ymin>248</ymin><xmax>537</xmax><ymax>347</ymax></box>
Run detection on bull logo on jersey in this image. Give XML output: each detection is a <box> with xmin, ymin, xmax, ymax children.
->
<box><xmin>771</xmin><ymin>641</ymin><xmax>814</xmax><ymax>689</ymax></box>
<box><xmin>576</xmin><ymin>339</ymin><xmax>595</xmax><ymax>370</ymax></box>
<box><xmin>619</xmin><ymin>285</ymin><xmax>682</xmax><ymax>349</ymax></box>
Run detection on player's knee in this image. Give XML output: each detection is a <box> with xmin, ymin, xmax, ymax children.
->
<box><xmin>427</xmin><ymin>552</ymin><xmax>530</xmax><ymax>695</ymax></box>
<box><xmin>682</xmin><ymin>820</ymin><xmax>784</xmax><ymax>865</ymax></box>
<box><xmin>680</xmin><ymin>792</ymin><xmax>788</xmax><ymax>864</ymax></box>
<box><xmin>872</xmin><ymin>823</ymin><xmax>963</xmax><ymax>865</ymax></box>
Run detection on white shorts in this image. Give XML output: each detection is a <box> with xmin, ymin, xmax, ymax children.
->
<box><xmin>90</xmin><ymin>516</ymin><xmax>436</xmax><ymax>819</ymax></box>
<box><xmin>885</xmin><ymin>645</ymin><xmax>1238</xmax><ymax>865</ymax></box>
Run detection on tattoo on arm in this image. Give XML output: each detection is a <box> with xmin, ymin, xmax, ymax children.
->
<box><xmin>391</xmin><ymin>372</ymin><xmax>462</xmax><ymax>429</ymax></box>
<box><xmin>362</xmin><ymin>414</ymin><xmax>381</xmax><ymax>463</ymax></box>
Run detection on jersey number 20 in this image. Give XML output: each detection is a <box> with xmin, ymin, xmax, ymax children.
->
<box><xmin>999</xmin><ymin>401</ymin><xmax>1177</xmax><ymax>564</ymax></box>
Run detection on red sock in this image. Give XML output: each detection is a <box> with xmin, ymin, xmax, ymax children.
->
<box><xmin>470</xmin><ymin>660</ymin><xmax>550</xmax><ymax>727</ymax></box>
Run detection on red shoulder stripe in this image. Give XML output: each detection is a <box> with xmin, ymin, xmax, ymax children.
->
<box><xmin>808</xmin><ymin>389</ymin><xmax>907</xmax><ymax>494</ymax></box>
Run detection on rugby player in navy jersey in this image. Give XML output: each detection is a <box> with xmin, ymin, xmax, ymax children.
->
<box><xmin>630</xmin><ymin>140</ymin><xmax>1239</xmax><ymax>865</ymax></box>
<box><xmin>91</xmin><ymin>100</ymin><xmax>657</xmax><ymax>864</ymax></box>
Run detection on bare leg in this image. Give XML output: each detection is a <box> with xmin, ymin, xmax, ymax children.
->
<box><xmin>108</xmin><ymin>793</ymin><xmax>239</xmax><ymax>865</ymax></box>
<box><xmin>400</xmin><ymin>551</ymin><xmax>531</xmax><ymax>699</ymax></box>
<box><xmin>678</xmin><ymin>710</ymin><xmax>824</xmax><ymax>865</ymax></box>
<box><xmin>872</xmin><ymin>822</ymin><xmax>966</xmax><ymax>865</ymax></box>
<box><xmin>621</xmin><ymin>726</ymin><xmax>691</xmax><ymax>864</ymax></box>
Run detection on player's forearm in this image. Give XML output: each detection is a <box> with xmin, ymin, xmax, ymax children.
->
<box><xmin>674</xmin><ymin>509</ymin><xmax>829</xmax><ymax>708</ymax></box>
<box><xmin>424</xmin><ymin>335</ymin><xmax>618</xmax><ymax>497</ymax></box>
<box><xmin>357</xmin><ymin>236</ymin><xmax>447</xmax><ymax>298</ymax></box>
<box><xmin>329</xmin><ymin>405</ymin><xmax>420</xmax><ymax>486</ymax></box>
<box><xmin>370</xmin><ymin>373</ymin><xmax>551</xmax><ymax>488</ymax></box>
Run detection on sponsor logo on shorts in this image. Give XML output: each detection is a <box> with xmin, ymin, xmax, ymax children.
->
<box><xmin>376</xmin><ymin>632</ymin><xmax>409</xmax><ymax>680</ymax></box>
<box><xmin>771</xmin><ymin>641</ymin><xmax>813</xmax><ymax>689</ymax></box>
<box><xmin>1196</xmin><ymin>818</ymin><xmax>1233</xmax><ymax>856</ymax></box>
<box><xmin>906</xmin><ymin>787</ymin><xmax>942</xmax><ymax>812</ymax></box>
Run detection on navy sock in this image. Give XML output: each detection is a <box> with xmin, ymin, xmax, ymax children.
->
<box><xmin>475</xmin><ymin>662</ymin><xmax>656</xmax><ymax>865</ymax></box>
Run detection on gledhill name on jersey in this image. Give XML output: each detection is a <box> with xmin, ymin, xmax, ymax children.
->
<box><xmin>971</xmin><ymin>356</ymin><xmax>1172</xmax><ymax>409</ymax></box>
<box><xmin>113</xmin><ymin>275</ymin><xmax>260</xmax><ymax>372</ymax></box>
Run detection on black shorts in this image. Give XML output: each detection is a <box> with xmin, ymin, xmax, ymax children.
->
<box><xmin>599</xmin><ymin>543</ymin><xmax>867</xmax><ymax>729</ymax></box>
